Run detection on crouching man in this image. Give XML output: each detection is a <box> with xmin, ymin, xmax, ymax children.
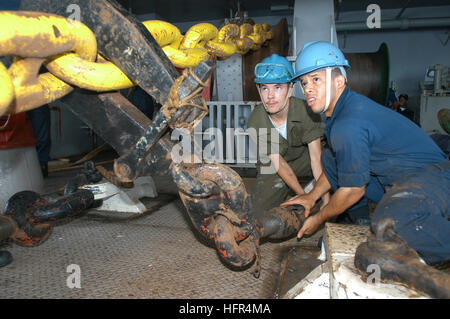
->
<box><xmin>282</xmin><ymin>41</ymin><xmax>449</xmax><ymax>265</ymax></box>
<box><xmin>247</xmin><ymin>54</ymin><xmax>329</xmax><ymax>221</ymax></box>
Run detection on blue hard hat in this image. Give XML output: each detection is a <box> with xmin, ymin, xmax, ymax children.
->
<box><xmin>292</xmin><ymin>41</ymin><xmax>350</xmax><ymax>81</ymax></box>
<box><xmin>254</xmin><ymin>54</ymin><xmax>294</xmax><ymax>84</ymax></box>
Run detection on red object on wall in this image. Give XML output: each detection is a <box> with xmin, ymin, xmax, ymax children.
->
<box><xmin>0</xmin><ymin>112</ymin><xmax>37</xmax><ymax>149</ymax></box>
<box><xmin>201</xmin><ymin>74</ymin><xmax>212</xmax><ymax>102</ymax></box>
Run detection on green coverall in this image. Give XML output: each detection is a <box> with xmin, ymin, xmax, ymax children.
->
<box><xmin>247</xmin><ymin>97</ymin><xmax>324</xmax><ymax>219</ymax></box>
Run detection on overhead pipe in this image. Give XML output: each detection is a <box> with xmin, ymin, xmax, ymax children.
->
<box><xmin>395</xmin><ymin>0</ymin><xmax>412</xmax><ymax>19</ymax></box>
<box><xmin>336</xmin><ymin>17</ymin><xmax>450</xmax><ymax>31</ymax></box>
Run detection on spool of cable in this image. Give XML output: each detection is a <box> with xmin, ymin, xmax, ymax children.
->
<box><xmin>346</xmin><ymin>43</ymin><xmax>390</xmax><ymax>106</ymax></box>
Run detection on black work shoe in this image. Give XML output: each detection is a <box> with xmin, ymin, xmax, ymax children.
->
<box><xmin>0</xmin><ymin>250</ymin><xmax>12</xmax><ymax>267</ymax></box>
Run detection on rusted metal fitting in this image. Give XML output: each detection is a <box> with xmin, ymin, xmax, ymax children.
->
<box><xmin>171</xmin><ymin>162</ymin><xmax>245</xmax><ymax>197</ymax></box>
<box><xmin>64</xmin><ymin>161</ymin><xmax>103</xmax><ymax>195</ymax></box>
<box><xmin>2</xmin><ymin>189</ymin><xmax>98</xmax><ymax>246</ymax></box>
<box><xmin>171</xmin><ymin>162</ymin><xmax>262</xmax><ymax>277</ymax></box>
<box><xmin>355</xmin><ymin>217</ymin><xmax>450</xmax><ymax>298</ymax></box>
<box><xmin>258</xmin><ymin>206</ymin><xmax>306</xmax><ymax>239</ymax></box>
<box><xmin>2</xmin><ymin>191</ymin><xmax>53</xmax><ymax>246</ymax></box>
<box><xmin>210</xmin><ymin>214</ymin><xmax>261</xmax><ymax>278</ymax></box>
<box><xmin>256</xmin><ymin>201</ymin><xmax>321</xmax><ymax>240</ymax></box>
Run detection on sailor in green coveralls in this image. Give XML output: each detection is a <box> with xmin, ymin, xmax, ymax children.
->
<box><xmin>247</xmin><ymin>54</ymin><xmax>330</xmax><ymax>220</ymax></box>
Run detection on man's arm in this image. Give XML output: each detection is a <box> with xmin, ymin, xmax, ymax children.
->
<box><xmin>307</xmin><ymin>138</ymin><xmax>323</xmax><ymax>182</ymax></box>
<box><xmin>315</xmin><ymin>185</ymin><xmax>365</xmax><ymax>223</ymax></box>
<box><xmin>269</xmin><ymin>154</ymin><xmax>304</xmax><ymax>195</ymax></box>
<box><xmin>297</xmin><ymin>185</ymin><xmax>365</xmax><ymax>238</ymax></box>
<box><xmin>307</xmin><ymin>138</ymin><xmax>331</xmax><ymax>206</ymax></box>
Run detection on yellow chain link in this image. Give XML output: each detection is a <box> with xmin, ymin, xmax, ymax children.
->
<box><xmin>0</xmin><ymin>11</ymin><xmax>97</xmax><ymax>115</ymax></box>
<box><xmin>0</xmin><ymin>11</ymin><xmax>272</xmax><ymax>116</ymax></box>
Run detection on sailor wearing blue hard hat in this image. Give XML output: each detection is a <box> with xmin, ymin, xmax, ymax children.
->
<box><xmin>291</xmin><ymin>40</ymin><xmax>349</xmax><ymax>115</ymax></box>
<box><xmin>281</xmin><ymin>41</ymin><xmax>449</xmax><ymax>267</ymax></box>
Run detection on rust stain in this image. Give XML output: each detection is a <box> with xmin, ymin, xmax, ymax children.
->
<box><xmin>52</xmin><ymin>25</ymin><xmax>61</xmax><ymax>38</ymax></box>
<box><xmin>218</xmin><ymin>248</ymin><xmax>228</xmax><ymax>258</ymax></box>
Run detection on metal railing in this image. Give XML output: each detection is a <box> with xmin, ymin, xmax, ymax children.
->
<box><xmin>201</xmin><ymin>101</ymin><xmax>258</xmax><ymax>168</ymax></box>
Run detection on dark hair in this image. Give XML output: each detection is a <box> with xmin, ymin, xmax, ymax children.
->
<box><xmin>398</xmin><ymin>94</ymin><xmax>408</xmax><ymax>100</ymax></box>
<box><xmin>331</xmin><ymin>67</ymin><xmax>347</xmax><ymax>82</ymax></box>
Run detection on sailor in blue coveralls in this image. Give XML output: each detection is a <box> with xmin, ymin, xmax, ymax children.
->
<box><xmin>281</xmin><ymin>41</ymin><xmax>449</xmax><ymax>264</ymax></box>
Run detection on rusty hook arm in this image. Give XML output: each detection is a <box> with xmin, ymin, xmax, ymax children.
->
<box><xmin>114</xmin><ymin>61</ymin><xmax>215</xmax><ymax>183</ymax></box>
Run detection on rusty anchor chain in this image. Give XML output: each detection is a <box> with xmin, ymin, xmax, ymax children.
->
<box><xmin>170</xmin><ymin>162</ymin><xmax>262</xmax><ymax>277</ymax></box>
<box><xmin>0</xmin><ymin>173</ymin><xmax>102</xmax><ymax>268</ymax></box>
<box><xmin>170</xmin><ymin>162</ymin><xmax>320</xmax><ymax>277</ymax></box>
<box><xmin>0</xmin><ymin>189</ymin><xmax>100</xmax><ymax>247</ymax></box>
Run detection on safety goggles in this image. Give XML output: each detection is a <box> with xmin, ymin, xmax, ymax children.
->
<box><xmin>254</xmin><ymin>63</ymin><xmax>292</xmax><ymax>82</ymax></box>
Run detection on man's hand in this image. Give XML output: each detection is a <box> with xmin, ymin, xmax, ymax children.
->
<box><xmin>295</xmin><ymin>185</ymin><xmax>367</xmax><ymax>239</ymax></box>
<box><xmin>297</xmin><ymin>214</ymin><xmax>322</xmax><ymax>239</ymax></box>
<box><xmin>280</xmin><ymin>193</ymin><xmax>317</xmax><ymax>218</ymax></box>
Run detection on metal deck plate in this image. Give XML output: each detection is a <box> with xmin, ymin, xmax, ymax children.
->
<box><xmin>1</xmin><ymin>197</ymin><xmax>288</xmax><ymax>298</ymax></box>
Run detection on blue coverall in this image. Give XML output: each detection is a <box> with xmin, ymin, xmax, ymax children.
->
<box><xmin>322</xmin><ymin>87</ymin><xmax>449</xmax><ymax>264</ymax></box>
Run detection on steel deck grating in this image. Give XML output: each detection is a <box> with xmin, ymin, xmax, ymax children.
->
<box><xmin>0</xmin><ymin>197</ymin><xmax>295</xmax><ymax>299</ymax></box>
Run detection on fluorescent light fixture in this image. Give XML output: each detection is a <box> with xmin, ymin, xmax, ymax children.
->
<box><xmin>270</xmin><ymin>5</ymin><xmax>292</xmax><ymax>11</ymax></box>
